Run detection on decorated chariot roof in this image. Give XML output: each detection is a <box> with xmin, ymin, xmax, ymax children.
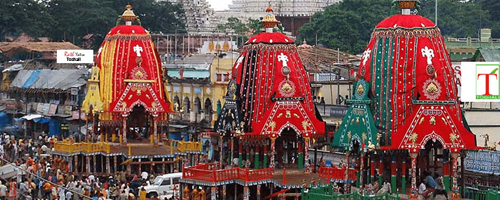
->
<box><xmin>353</xmin><ymin>0</ymin><xmax>476</xmax><ymax>150</ymax></box>
<box><xmin>82</xmin><ymin>5</ymin><xmax>172</xmax><ymax>121</ymax></box>
<box><xmin>215</xmin><ymin>4</ymin><xmax>325</xmax><ymax>138</ymax></box>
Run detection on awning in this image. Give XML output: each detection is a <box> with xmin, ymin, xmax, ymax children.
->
<box><xmin>33</xmin><ymin>117</ymin><xmax>50</xmax><ymax>124</ymax></box>
<box><xmin>10</xmin><ymin>70</ymin><xmax>33</xmax><ymax>88</ymax></box>
<box><xmin>0</xmin><ymin>112</ymin><xmax>11</xmax><ymax>129</ymax></box>
<box><xmin>21</xmin><ymin>114</ymin><xmax>43</xmax><ymax>120</ymax></box>
<box><xmin>22</xmin><ymin>69</ymin><xmax>41</xmax><ymax>88</ymax></box>
<box><xmin>2</xmin><ymin>64</ymin><xmax>22</xmax><ymax>73</ymax></box>
<box><xmin>2</xmin><ymin>126</ymin><xmax>20</xmax><ymax>136</ymax></box>
<box><xmin>169</xmin><ymin>124</ymin><xmax>189</xmax><ymax>129</ymax></box>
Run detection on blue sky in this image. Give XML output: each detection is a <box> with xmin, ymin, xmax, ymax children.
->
<box><xmin>207</xmin><ymin>0</ymin><xmax>231</xmax><ymax>11</ymax></box>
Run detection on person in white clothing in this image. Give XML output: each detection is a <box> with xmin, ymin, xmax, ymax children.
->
<box><xmin>0</xmin><ymin>181</ymin><xmax>7</xmax><ymax>200</ymax></box>
<box><xmin>419</xmin><ymin>181</ymin><xmax>426</xmax><ymax>195</ymax></box>
<box><xmin>66</xmin><ymin>190</ymin><xmax>73</xmax><ymax>200</ymax></box>
<box><xmin>58</xmin><ymin>187</ymin><xmax>66</xmax><ymax>200</ymax></box>
<box><xmin>141</xmin><ymin>171</ymin><xmax>148</xmax><ymax>180</ymax></box>
<box><xmin>88</xmin><ymin>174</ymin><xmax>95</xmax><ymax>183</ymax></box>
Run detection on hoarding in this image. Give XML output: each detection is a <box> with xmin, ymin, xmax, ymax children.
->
<box><xmin>57</xmin><ymin>50</ymin><xmax>93</xmax><ymax>63</ymax></box>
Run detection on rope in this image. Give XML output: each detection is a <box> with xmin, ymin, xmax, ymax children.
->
<box><xmin>0</xmin><ymin>157</ymin><xmax>92</xmax><ymax>199</ymax></box>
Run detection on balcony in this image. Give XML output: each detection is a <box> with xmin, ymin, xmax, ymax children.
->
<box><xmin>317</xmin><ymin>166</ymin><xmax>357</xmax><ymax>183</ymax></box>
<box><xmin>182</xmin><ymin>163</ymin><xmax>273</xmax><ymax>183</ymax></box>
<box><xmin>168</xmin><ymin>139</ymin><xmax>202</xmax><ymax>154</ymax></box>
<box><xmin>181</xmin><ymin>163</ymin><xmax>357</xmax><ymax>186</ymax></box>
<box><xmin>53</xmin><ymin>140</ymin><xmax>111</xmax><ymax>154</ymax></box>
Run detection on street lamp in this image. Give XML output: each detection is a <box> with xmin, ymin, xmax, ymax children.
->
<box><xmin>20</xmin><ymin>99</ymin><xmax>28</xmax><ymax>138</ymax></box>
<box><xmin>332</xmin><ymin>68</ymin><xmax>342</xmax><ymax>105</ymax></box>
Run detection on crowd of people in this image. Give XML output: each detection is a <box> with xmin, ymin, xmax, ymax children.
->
<box><xmin>364</xmin><ymin>179</ymin><xmax>392</xmax><ymax>196</ymax></box>
<box><xmin>0</xmin><ymin>133</ymin><xmax>176</xmax><ymax>200</ymax></box>
<box><xmin>418</xmin><ymin>171</ymin><xmax>448</xmax><ymax>199</ymax></box>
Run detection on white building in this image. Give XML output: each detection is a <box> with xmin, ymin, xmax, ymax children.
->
<box><xmin>159</xmin><ymin>0</ymin><xmax>222</xmax><ymax>35</ymax></box>
<box><xmin>216</xmin><ymin>0</ymin><xmax>341</xmax><ymax>21</ymax></box>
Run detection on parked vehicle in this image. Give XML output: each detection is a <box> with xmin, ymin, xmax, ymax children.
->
<box><xmin>143</xmin><ymin>173</ymin><xmax>182</xmax><ymax>198</ymax></box>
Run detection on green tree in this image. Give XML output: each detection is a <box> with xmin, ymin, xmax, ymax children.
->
<box><xmin>472</xmin><ymin>0</ymin><xmax>500</xmax><ymax>38</ymax></box>
<box><xmin>0</xmin><ymin>0</ymin><xmax>55</xmax><ymax>40</ymax></box>
<box><xmin>46</xmin><ymin>0</ymin><xmax>118</xmax><ymax>49</ymax></box>
<box><xmin>247</xmin><ymin>18</ymin><xmax>261</xmax><ymax>33</ymax></box>
<box><xmin>419</xmin><ymin>0</ymin><xmax>490</xmax><ymax>38</ymax></box>
<box><xmin>298</xmin><ymin>0</ymin><xmax>495</xmax><ymax>54</ymax></box>
<box><xmin>112</xmin><ymin>0</ymin><xmax>185</xmax><ymax>34</ymax></box>
<box><xmin>218</xmin><ymin>17</ymin><xmax>248</xmax><ymax>33</ymax></box>
<box><xmin>45</xmin><ymin>0</ymin><xmax>185</xmax><ymax>50</ymax></box>
<box><xmin>298</xmin><ymin>0</ymin><xmax>391</xmax><ymax>54</ymax></box>
<box><xmin>219</xmin><ymin>17</ymin><xmax>260</xmax><ymax>47</ymax></box>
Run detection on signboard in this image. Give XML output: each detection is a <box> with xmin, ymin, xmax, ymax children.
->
<box><xmin>465</xmin><ymin>150</ymin><xmax>500</xmax><ymax>175</ymax></box>
<box><xmin>57</xmin><ymin>105</ymin><xmax>72</xmax><ymax>116</ymax></box>
<box><xmin>330</xmin><ymin>106</ymin><xmax>348</xmax><ymax>117</ymax></box>
<box><xmin>36</xmin><ymin>103</ymin><xmax>44</xmax><ymax>113</ymax></box>
<box><xmin>48</xmin><ymin>104</ymin><xmax>58</xmax><ymax>115</ymax></box>
<box><xmin>72</xmin><ymin>111</ymin><xmax>85</xmax><ymax>120</ymax></box>
<box><xmin>42</xmin><ymin>103</ymin><xmax>51</xmax><ymax>115</ymax></box>
<box><xmin>57</xmin><ymin>50</ymin><xmax>93</xmax><ymax>64</ymax></box>
<box><xmin>70</xmin><ymin>87</ymin><xmax>79</xmax><ymax>95</ymax></box>
<box><xmin>452</xmin><ymin>62</ymin><xmax>462</xmax><ymax>97</ymax></box>
<box><xmin>461</xmin><ymin>62</ymin><xmax>500</xmax><ymax>102</ymax></box>
<box><xmin>4</xmin><ymin>100</ymin><xmax>18</xmax><ymax>110</ymax></box>
<box><xmin>64</xmin><ymin>106</ymin><xmax>72</xmax><ymax>115</ymax></box>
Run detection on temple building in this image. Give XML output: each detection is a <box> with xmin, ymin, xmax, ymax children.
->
<box><xmin>161</xmin><ymin>0</ymin><xmax>221</xmax><ymax>34</ymax></box>
<box><xmin>227</xmin><ymin>0</ymin><xmax>338</xmax><ymax>17</ymax></box>
<box><xmin>216</xmin><ymin>0</ymin><xmax>341</xmax><ymax>36</ymax></box>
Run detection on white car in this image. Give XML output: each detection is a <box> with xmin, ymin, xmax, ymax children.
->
<box><xmin>144</xmin><ymin>173</ymin><xmax>182</xmax><ymax>198</ymax></box>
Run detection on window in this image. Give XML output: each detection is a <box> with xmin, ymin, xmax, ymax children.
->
<box><xmin>153</xmin><ymin>177</ymin><xmax>162</xmax><ymax>185</ymax></box>
<box><xmin>217</xmin><ymin>73</ymin><xmax>222</xmax><ymax>82</ymax></box>
<box><xmin>161</xmin><ymin>179</ymin><xmax>170</xmax><ymax>186</ymax></box>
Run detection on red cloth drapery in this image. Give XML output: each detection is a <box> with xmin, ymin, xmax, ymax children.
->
<box><xmin>96</xmin><ymin>25</ymin><xmax>171</xmax><ymax>116</ymax></box>
<box><xmin>390</xmin><ymin>104</ymin><xmax>477</xmax><ymax>150</ymax></box>
<box><xmin>230</xmin><ymin>32</ymin><xmax>325</xmax><ymax>137</ymax></box>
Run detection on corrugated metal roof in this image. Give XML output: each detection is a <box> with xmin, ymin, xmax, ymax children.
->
<box><xmin>478</xmin><ymin>49</ymin><xmax>500</xmax><ymax>62</ymax></box>
<box><xmin>22</xmin><ymin>69</ymin><xmax>41</xmax><ymax>88</ymax></box>
<box><xmin>11</xmin><ymin>69</ymin><xmax>87</xmax><ymax>90</ymax></box>
<box><xmin>10</xmin><ymin>70</ymin><xmax>34</xmax><ymax>88</ymax></box>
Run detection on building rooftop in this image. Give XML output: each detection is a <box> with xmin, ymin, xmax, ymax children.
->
<box><xmin>471</xmin><ymin>48</ymin><xmax>500</xmax><ymax>62</ymax></box>
<box><xmin>0</xmin><ymin>42</ymin><xmax>80</xmax><ymax>58</ymax></box>
<box><xmin>164</xmin><ymin>54</ymin><xmax>215</xmax><ymax>70</ymax></box>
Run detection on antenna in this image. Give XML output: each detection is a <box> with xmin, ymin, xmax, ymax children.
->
<box><xmin>435</xmin><ymin>0</ymin><xmax>438</xmax><ymax>26</ymax></box>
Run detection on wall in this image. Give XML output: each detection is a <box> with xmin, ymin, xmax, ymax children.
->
<box><xmin>211</xmin><ymin>55</ymin><xmax>238</xmax><ymax>105</ymax></box>
<box><xmin>318</xmin><ymin>84</ymin><xmax>353</xmax><ymax>105</ymax></box>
